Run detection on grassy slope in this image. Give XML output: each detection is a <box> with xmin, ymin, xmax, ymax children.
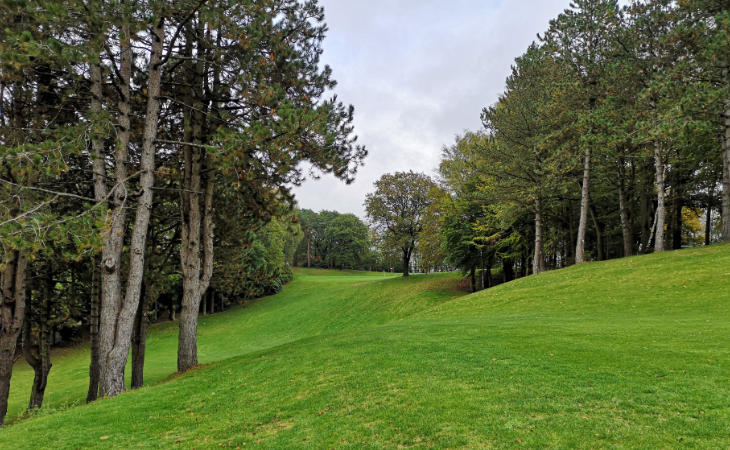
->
<box><xmin>2</xmin><ymin>246</ymin><xmax>729</xmax><ymax>448</ymax></box>
<box><xmin>4</xmin><ymin>270</ymin><xmax>460</xmax><ymax>422</ymax></box>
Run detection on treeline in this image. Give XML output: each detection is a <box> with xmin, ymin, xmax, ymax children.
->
<box><xmin>366</xmin><ymin>0</ymin><xmax>728</xmax><ymax>289</ymax></box>
<box><xmin>0</xmin><ymin>0</ymin><xmax>364</xmax><ymax>425</ymax></box>
<box><xmin>439</xmin><ymin>0</ymin><xmax>729</xmax><ymax>281</ymax></box>
<box><xmin>293</xmin><ymin>209</ymin><xmax>371</xmax><ymax>269</ymax></box>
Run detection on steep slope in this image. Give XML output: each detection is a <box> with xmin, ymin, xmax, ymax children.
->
<box><xmin>2</xmin><ymin>246</ymin><xmax>729</xmax><ymax>448</ymax></box>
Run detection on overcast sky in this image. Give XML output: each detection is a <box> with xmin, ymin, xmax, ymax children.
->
<box><xmin>291</xmin><ymin>0</ymin><xmax>577</xmax><ymax>218</ymax></box>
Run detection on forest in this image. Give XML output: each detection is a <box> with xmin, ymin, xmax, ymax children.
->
<box><xmin>0</xmin><ymin>0</ymin><xmax>728</xmax><ymax>437</ymax></box>
<box><xmin>364</xmin><ymin>0</ymin><xmax>728</xmax><ymax>291</ymax></box>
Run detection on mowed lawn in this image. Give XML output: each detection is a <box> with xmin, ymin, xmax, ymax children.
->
<box><xmin>2</xmin><ymin>245</ymin><xmax>729</xmax><ymax>448</ymax></box>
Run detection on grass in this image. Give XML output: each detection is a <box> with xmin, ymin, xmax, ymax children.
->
<box><xmin>1</xmin><ymin>245</ymin><xmax>729</xmax><ymax>448</ymax></box>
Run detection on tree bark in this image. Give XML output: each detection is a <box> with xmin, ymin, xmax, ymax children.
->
<box><xmin>99</xmin><ymin>17</ymin><xmax>164</xmax><ymax>397</ymax></box>
<box><xmin>654</xmin><ymin>141</ymin><xmax>666</xmax><ymax>252</ymax></box>
<box><xmin>88</xmin><ymin>58</ymin><xmax>104</xmax><ymax>404</ymax></box>
<box><xmin>575</xmin><ymin>148</ymin><xmax>591</xmax><ymax>264</ymax></box>
<box><xmin>97</xmin><ymin>23</ymin><xmax>131</xmax><ymax>399</ymax></box>
<box><xmin>23</xmin><ymin>275</ymin><xmax>52</xmax><ymax>411</ymax></box>
<box><xmin>639</xmin><ymin>163</ymin><xmax>651</xmax><ymax>253</ymax></box>
<box><xmin>131</xmin><ymin>284</ymin><xmax>151</xmax><ymax>389</ymax></box>
<box><xmin>706</xmin><ymin>185</ymin><xmax>714</xmax><ymax>246</ymax></box>
<box><xmin>672</xmin><ymin>186</ymin><xmax>683</xmax><ymax>250</ymax></box>
<box><xmin>480</xmin><ymin>251</ymin><xmax>486</xmax><ymax>289</ymax></box>
<box><xmin>0</xmin><ymin>252</ymin><xmax>28</xmax><ymax>426</ymax></box>
<box><xmin>401</xmin><ymin>247</ymin><xmax>411</xmax><ymax>277</ymax></box>
<box><xmin>533</xmin><ymin>197</ymin><xmax>546</xmax><ymax>274</ymax></box>
<box><xmin>618</xmin><ymin>159</ymin><xmax>632</xmax><ymax>257</ymax></box>
<box><xmin>722</xmin><ymin>98</ymin><xmax>730</xmax><ymax>242</ymax></box>
<box><xmin>178</xmin><ymin>20</ymin><xmax>215</xmax><ymax>372</ymax></box>
<box><xmin>86</xmin><ymin>56</ymin><xmax>104</xmax><ymax>403</ymax></box>
<box><xmin>87</xmin><ymin>259</ymin><xmax>100</xmax><ymax>403</ymax></box>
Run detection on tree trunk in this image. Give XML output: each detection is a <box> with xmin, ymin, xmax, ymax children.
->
<box><xmin>87</xmin><ymin>258</ymin><xmax>100</xmax><ymax>403</ymax></box>
<box><xmin>502</xmin><ymin>258</ymin><xmax>514</xmax><ymax>283</ymax></box>
<box><xmin>87</xmin><ymin>49</ymin><xmax>112</xmax><ymax>403</ymax></box>
<box><xmin>0</xmin><ymin>251</ymin><xmax>28</xmax><ymax>426</ymax></box>
<box><xmin>97</xmin><ymin>23</ymin><xmax>132</xmax><ymax>399</ymax></box>
<box><xmin>402</xmin><ymin>248</ymin><xmax>411</xmax><ymax>277</ymax></box>
<box><xmin>706</xmin><ymin>185</ymin><xmax>714</xmax><ymax>246</ymax></box>
<box><xmin>589</xmin><ymin>205</ymin><xmax>603</xmax><ymax>261</ymax></box>
<box><xmin>23</xmin><ymin>277</ymin><xmax>52</xmax><ymax>411</ymax></box>
<box><xmin>99</xmin><ymin>17</ymin><xmax>164</xmax><ymax>397</ymax></box>
<box><xmin>131</xmin><ymin>284</ymin><xmax>151</xmax><ymax>389</ymax></box>
<box><xmin>639</xmin><ymin>166</ymin><xmax>651</xmax><ymax>253</ymax></box>
<box><xmin>485</xmin><ymin>256</ymin><xmax>492</xmax><ymax>289</ymax></box>
<box><xmin>27</xmin><ymin>340</ymin><xmax>51</xmax><ymax>411</ymax></box>
<box><xmin>177</xmin><ymin>147</ymin><xmax>214</xmax><ymax>373</ymax></box>
<box><xmin>480</xmin><ymin>252</ymin><xmax>486</xmax><ymax>289</ymax></box>
<box><xmin>575</xmin><ymin>148</ymin><xmax>591</xmax><ymax>264</ymax></box>
<box><xmin>520</xmin><ymin>251</ymin><xmax>527</xmax><ymax>277</ymax></box>
<box><xmin>533</xmin><ymin>197</ymin><xmax>546</xmax><ymax>274</ymax></box>
<box><xmin>178</xmin><ymin>21</ymin><xmax>215</xmax><ymax>372</ymax></box>
<box><xmin>618</xmin><ymin>159</ymin><xmax>632</xmax><ymax>257</ymax></box>
<box><xmin>722</xmin><ymin>99</ymin><xmax>730</xmax><ymax>242</ymax></box>
<box><xmin>654</xmin><ymin>142</ymin><xmax>666</xmax><ymax>252</ymax></box>
<box><xmin>469</xmin><ymin>266</ymin><xmax>477</xmax><ymax>293</ymax></box>
<box><xmin>306</xmin><ymin>234</ymin><xmax>311</xmax><ymax>268</ymax></box>
<box><xmin>672</xmin><ymin>186</ymin><xmax>683</xmax><ymax>250</ymax></box>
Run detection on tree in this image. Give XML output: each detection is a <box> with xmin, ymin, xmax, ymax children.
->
<box><xmin>293</xmin><ymin>210</ymin><xmax>370</xmax><ymax>269</ymax></box>
<box><xmin>365</xmin><ymin>171</ymin><xmax>437</xmax><ymax>276</ymax></box>
<box><xmin>323</xmin><ymin>214</ymin><xmax>370</xmax><ymax>269</ymax></box>
<box><xmin>212</xmin><ymin>204</ymin><xmax>302</xmax><ymax>301</ymax></box>
<box><xmin>542</xmin><ymin>0</ymin><xmax>621</xmax><ymax>263</ymax></box>
<box><xmin>0</xmin><ymin>0</ymin><xmax>97</xmax><ymax>423</ymax></box>
<box><xmin>417</xmin><ymin>187</ymin><xmax>448</xmax><ymax>274</ymax></box>
<box><xmin>169</xmin><ymin>0</ymin><xmax>366</xmax><ymax>372</ymax></box>
<box><xmin>482</xmin><ymin>44</ymin><xmax>577</xmax><ymax>273</ymax></box>
<box><xmin>672</xmin><ymin>0</ymin><xmax>729</xmax><ymax>241</ymax></box>
<box><xmin>295</xmin><ymin>209</ymin><xmax>319</xmax><ymax>267</ymax></box>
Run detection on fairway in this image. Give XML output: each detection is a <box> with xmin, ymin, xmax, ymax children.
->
<box><xmin>2</xmin><ymin>246</ymin><xmax>730</xmax><ymax>448</ymax></box>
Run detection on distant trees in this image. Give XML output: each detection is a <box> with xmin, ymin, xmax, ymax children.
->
<box><xmin>294</xmin><ymin>209</ymin><xmax>370</xmax><ymax>270</ymax></box>
<box><xmin>213</xmin><ymin>211</ymin><xmax>302</xmax><ymax>301</ymax></box>
<box><xmin>365</xmin><ymin>172</ymin><xmax>438</xmax><ymax>276</ymax></box>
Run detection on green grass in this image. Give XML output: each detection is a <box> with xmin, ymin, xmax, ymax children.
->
<box><xmin>2</xmin><ymin>246</ymin><xmax>729</xmax><ymax>448</ymax></box>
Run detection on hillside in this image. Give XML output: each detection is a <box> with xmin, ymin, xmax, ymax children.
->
<box><xmin>2</xmin><ymin>246</ymin><xmax>729</xmax><ymax>448</ymax></box>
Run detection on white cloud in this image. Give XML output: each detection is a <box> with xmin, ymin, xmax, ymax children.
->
<box><xmin>293</xmin><ymin>0</ymin><xmax>573</xmax><ymax>218</ymax></box>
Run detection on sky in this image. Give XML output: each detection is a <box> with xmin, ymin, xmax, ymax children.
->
<box><xmin>291</xmin><ymin>0</ymin><xmax>578</xmax><ymax>218</ymax></box>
